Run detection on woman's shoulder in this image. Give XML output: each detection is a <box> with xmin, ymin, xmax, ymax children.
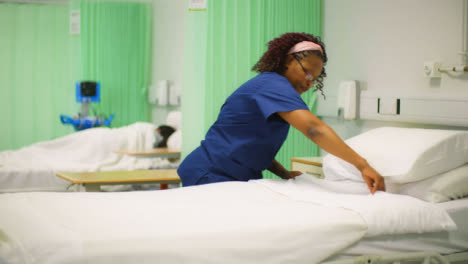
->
<box><xmin>245</xmin><ymin>72</ymin><xmax>290</xmax><ymax>89</ymax></box>
<box><xmin>232</xmin><ymin>72</ymin><xmax>293</xmax><ymax>98</ymax></box>
<box><xmin>257</xmin><ymin>71</ymin><xmax>287</xmax><ymax>81</ymax></box>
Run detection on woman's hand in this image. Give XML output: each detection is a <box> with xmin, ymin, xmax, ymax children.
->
<box><xmin>360</xmin><ymin>165</ymin><xmax>386</xmax><ymax>194</ymax></box>
<box><xmin>281</xmin><ymin>170</ymin><xmax>303</xmax><ymax>180</ymax></box>
<box><xmin>268</xmin><ymin>160</ymin><xmax>302</xmax><ymax>180</ymax></box>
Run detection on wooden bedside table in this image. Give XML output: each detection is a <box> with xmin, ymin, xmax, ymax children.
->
<box><xmin>290</xmin><ymin>157</ymin><xmax>323</xmax><ymax>178</ymax></box>
<box><xmin>56</xmin><ymin>169</ymin><xmax>181</xmax><ymax>192</ymax></box>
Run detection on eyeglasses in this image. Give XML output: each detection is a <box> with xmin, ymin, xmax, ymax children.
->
<box><xmin>294</xmin><ymin>55</ymin><xmax>315</xmax><ymax>82</ymax></box>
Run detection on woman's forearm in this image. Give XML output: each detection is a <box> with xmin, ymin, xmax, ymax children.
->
<box><xmin>267</xmin><ymin>159</ymin><xmax>289</xmax><ymax>179</ymax></box>
<box><xmin>307</xmin><ymin>122</ymin><xmax>368</xmax><ymax>170</ymax></box>
<box><xmin>278</xmin><ymin>110</ymin><xmax>384</xmax><ymax>193</ymax></box>
<box><xmin>278</xmin><ymin>110</ymin><xmax>368</xmax><ymax>171</ymax></box>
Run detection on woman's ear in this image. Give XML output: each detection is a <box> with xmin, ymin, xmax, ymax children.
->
<box><xmin>285</xmin><ymin>54</ymin><xmax>294</xmax><ymax>65</ymax></box>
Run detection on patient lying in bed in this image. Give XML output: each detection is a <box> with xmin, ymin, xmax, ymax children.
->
<box><xmin>153</xmin><ymin>125</ymin><xmax>175</xmax><ymax>148</ymax></box>
<box><xmin>0</xmin><ymin>122</ymin><xmax>177</xmax><ymax>192</ymax></box>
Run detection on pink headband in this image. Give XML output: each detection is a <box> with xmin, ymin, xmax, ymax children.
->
<box><xmin>287</xmin><ymin>41</ymin><xmax>323</xmax><ymax>54</ymax></box>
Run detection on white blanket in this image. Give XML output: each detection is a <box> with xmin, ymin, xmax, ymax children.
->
<box><xmin>0</xmin><ymin>179</ymin><xmax>456</xmax><ymax>264</ymax></box>
<box><xmin>0</xmin><ymin>123</ymin><xmax>173</xmax><ymax>192</ymax></box>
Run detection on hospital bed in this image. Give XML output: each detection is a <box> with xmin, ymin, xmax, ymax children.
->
<box><xmin>0</xmin><ymin>127</ymin><xmax>467</xmax><ymax>264</ymax></box>
<box><xmin>289</xmin><ymin>160</ymin><xmax>468</xmax><ymax>264</ymax></box>
<box><xmin>0</xmin><ymin>177</ymin><xmax>466</xmax><ymax>264</ymax></box>
<box><xmin>0</xmin><ymin>121</ymin><xmax>181</xmax><ymax>193</ymax></box>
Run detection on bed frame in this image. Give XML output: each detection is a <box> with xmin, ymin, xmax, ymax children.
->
<box><xmin>324</xmin><ymin>251</ymin><xmax>468</xmax><ymax>264</ymax></box>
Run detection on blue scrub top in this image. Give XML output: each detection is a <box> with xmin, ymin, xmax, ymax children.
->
<box><xmin>178</xmin><ymin>72</ymin><xmax>309</xmax><ymax>186</ymax></box>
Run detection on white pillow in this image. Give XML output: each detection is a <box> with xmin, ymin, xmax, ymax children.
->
<box><xmin>167</xmin><ymin>130</ymin><xmax>182</xmax><ymax>150</ymax></box>
<box><xmin>399</xmin><ymin>163</ymin><xmax>468</xmax><ymax>203</ymax></box>
<box><xmin>166</xmin><ymin>111</ymin><xmax>181</xmax><ymax>130</ymax></box>
<box><xmin>323</xmin><ymin>127</ymin><xmax>468</xmax><ymax>184</ymax></box>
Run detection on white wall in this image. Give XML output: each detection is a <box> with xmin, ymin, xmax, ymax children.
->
<box><xmin>150</xmin><ymin>0</ymin><xmax>185</xmax><ymax>126</ymax></box>
<box><xmin>149</xmin><ymin>0</ymin><xmax>468</xmax><ymax>153</ymax></box>
<box><xmin>318</xmin><ymin>0</ymin><xmax>468</xmax><ymax>152</ymax></box>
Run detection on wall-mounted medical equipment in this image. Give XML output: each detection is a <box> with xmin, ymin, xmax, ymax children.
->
<box><xmin>377</xmin><ymin>98</ymin><xmax>400</xmax><ymax>116</ymax></box>
<box><xmin>424</xmin><ymin>0</ymin><xmax>468</xmax><ymax>78</ymax></box>
<box><xmin>148</xmin><ymin>80</ymin><xmax>180</xmax><ymax>106</ymax></box>
<box><xmin>76</xmin><ymin>81</ymin><xmax>100</xmax><ymax>116</ymax></box>
<box><xmin>157</xmin><ymin>80</ymin><xmax>169</xmax><ymax>105</ymax></box>
<box><xmin>69</xmin><ymin>10</ymin><xmax>80</xmax><ymax>35</ymax></box>
<box><xmin>360</xmin><ymin>94</ymin><xmax>468</xmax><ymax>127</ymax></box>
<box><xmin>424</xmin><ymin>61</ymin><xmax>468</xmax><ymax>78</ymax></box>
<box><xmin>337</xmin><ymin>81</ymin><xmax>357</xmax><ymax>120</ymax></box>
<box><xmin>423</xmin><ymin>61</ymin><xmax>443</xmax><ymax>78</ymax></box>
<box><xmin>60</xmin><ymin>81</ymin><xmax>114</xmax><ymax>131</ymax></box>
<box><xmin>148</xmin><ymin>82</ymin><xmax>159</xmax><ymax>105</ymax></box>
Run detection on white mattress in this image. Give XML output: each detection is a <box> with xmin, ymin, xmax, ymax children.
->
<box><xmin>324</xmin><ymin>198</ymin><xmax>468</xmax><ymax>262</ymax></box>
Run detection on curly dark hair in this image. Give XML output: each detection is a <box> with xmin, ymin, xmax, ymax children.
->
<box><xmin>252</xmin><ymin>32</ymin><xmax>328</xmax><ymax>98</ymax></box>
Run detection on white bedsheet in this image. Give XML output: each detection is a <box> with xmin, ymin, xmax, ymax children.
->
<box><xmin>324</xmin><ymin>198</ymin><xmax>468</xmax><ymax>262</ymax></box>
<box><xmin>0</xmin><ymin>123</ymin><xmax>173</xmax><ymax>192</ymax></box>
<box><xmin>254</xmin><ymin>175</ymin><xmax>456</xmax><ymax>237</ymax></box>
<box><xmin>0</xmin><ymin>181</ymin><xmax>367</xmax><ymax>264</ymax></box>
<box><xmin>0</xmin><ymin>178</ymin><xmax>458</xmax><ymax>264</ymax></box>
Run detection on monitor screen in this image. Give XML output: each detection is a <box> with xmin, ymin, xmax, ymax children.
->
<box><xmin>76</xmin><ymin>81</ymin><xmax>100</xmax><ymax>103</ymax></box>
<box><xmin>80</xmin><ymin>81</ymin><xmax>97</xmax><ymax>97</ymax></box>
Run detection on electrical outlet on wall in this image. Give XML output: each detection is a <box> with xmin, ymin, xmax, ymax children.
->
<box><xmin>423</xmin><ymin>61</ymin><xmax>442</xmax><ymax>78</ymax></box>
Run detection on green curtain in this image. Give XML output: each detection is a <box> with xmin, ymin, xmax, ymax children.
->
<box><xmin>0</xmin><ymin>3</ymin><xmax>76</xmax><ymax>150</ymax></box>
<box><xmin>204</xmin><ymin>0</ymin><xmax>322</xmax><ymax>178</ymax></box>
<box><xmin>80</xmin><ymin>0</ymin><xmax>153</xmax><ymax>127</ymax></box>
<box><xmin>181</xmin><ymin>7</ymin><xmax>208</xmax><ymax>159</ymax></box>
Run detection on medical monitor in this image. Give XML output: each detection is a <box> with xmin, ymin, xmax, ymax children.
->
<box><xmin>76</xmin><ymin>81</ymin><xmax>100</xmax><ymax>103</ymax></box>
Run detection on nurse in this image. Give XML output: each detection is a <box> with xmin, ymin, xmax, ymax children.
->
<box><xmin>178</xmin><ymin>32</ymin><xmax>385</xmax><ymax>194</ymax></box>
